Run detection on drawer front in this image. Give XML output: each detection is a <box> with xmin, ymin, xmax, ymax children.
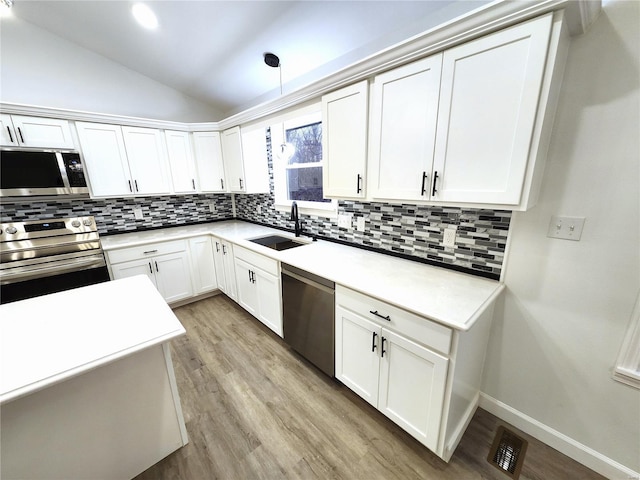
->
<box><xmin>106</xmin><ymin>239</ymin><xmax>188</xmax><ymax>265</ymax></box>
<box><xmin>234</xmin><ymin>245</ymin><xmax>279</xmax><ymax>276</ymax></box>
<box><xmin>336</xmin><ymin>285</ymin><xmax>452</xmax><ymax>355</ymax></box>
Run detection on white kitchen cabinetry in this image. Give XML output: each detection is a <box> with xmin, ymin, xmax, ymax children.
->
<box><xmin>0</xmin><ymin>114</ymin><xmax>74</xmax><ymax>149</ymax></box>
<box><xmin>188</xmin><ymin>236</ymin><xmax>217</xmax><ymax>295</ymax></box>
<box><xmin>234</xmin><ymin>245</ymin><xmax>282</xmax><ymax>337</ymax></box>
<box><xmin>368</xmin><ymin>56</ymin><xmax>443</xmax><ymax>202</ymax></box>
<box><xmin>106</xmin><ymin>240</ymin><xmax>193</xmax><ymax>304</ymax></box>
<box><xmin>322</xmin><ymin>80</ymin><xmax>368</xmax><ymax>199</ymax></box>
<box><xmin>212</xmin><ymin>237</ymin><xmax>237</xmax><ymax>301</ymax></box>
<box><xmin>165</xmin><ymin>130</ymin><xmax>198</xmax><ymax>194</ymax></box>
<box><xmin>76</xmin><ymin>122</ymin><xmax>172</xmax><ymax>197</ymax></box>
<box><xmin>335</xmin><ymin>285</ymin><xmax>494</xmax><ymax>461</ymax></box>
<box><xmin>431</xmin><ymin>12</ymin><xmax>559</xmax><ymax>207</ymax></box>
<box><xmin>192</xmin><ymin>132</ymin><xmax>227</xmax><ymax>193</ymax></box>
<box><xmin>220</xmin><ymin>126</ymin><xmax>269</xmax><ymax>194</ymax></box>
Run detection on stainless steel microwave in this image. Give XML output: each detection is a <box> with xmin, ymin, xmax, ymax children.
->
<box><xmin>0</xmin><ymin>149</ymin><xmax>89</xmax><ymax>197</ymax></box>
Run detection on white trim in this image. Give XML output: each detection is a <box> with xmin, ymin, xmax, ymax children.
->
<box><xmin>613</xmin><ymin>290</ymin><xmax>640</xmax><ymax>389</ymax></box>
<box><xmin>478</xmin><ymin>393</ymin><xmax>640</xmax><ymax>480</ymax></box>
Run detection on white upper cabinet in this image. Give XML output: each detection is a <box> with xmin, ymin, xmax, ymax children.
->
<box><xmin>75</xmin><ymin>122</ymin><xmax>133</xmax><ymax>197</ymax></box>
<box><xmin>192</xmin><ymin>131</ymin><xmax>227</xmax><ymax>193</ymax></box>
<box><xmin>322</xmin><ymin>80</ymin><xmax>368</xmax><ymax>199</ymax></box>
<box><xmin>165</xmin><ymin>130</ymin><xmax>198</xmax><ymax>194</ymax></box>
<box><xmin>121</xmin><ymin>126</ymin><xmax>172</xmax><ymax>196</ymax></box>
<box><xmin>221</xmin><ymin>126</ymin><xmax>269</xmax><ymax>194</ymax></box>
<box><xmin>76</xmin><ymin>122</ymin><xmax>172</xmax><ymax>197</ymax></box>
<box><xmin>432</xmin><ymin>13</ymin><xmax>554</xmax><ymax>206</ymax></box>
<box><xmin>221</xmin><ymin>126</ymin><xmax>246</xmax><ymax>193</ymax></box>
<box><xmin>368</xmin><ymin>56</ymin><xmax>443</xmax><ymax>202</ymax></box>
<box><xmin>1</xmin><ymin>114</ymin><xmax>74</xmax><ymax>149</ymax></box>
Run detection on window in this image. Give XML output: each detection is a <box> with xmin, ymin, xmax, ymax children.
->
<box><xmin>272</xmin><ymin>107</ymin><xmax>336</xmax><ymax>217</ymax></box>
<box><xmin>613</xmin><ymin>290</ymin><xmax>640</xmax><ymax>389</ymax></box>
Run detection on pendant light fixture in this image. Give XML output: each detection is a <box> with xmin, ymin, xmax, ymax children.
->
<box><xmin>264</xmin><ymin>52</ymin><xmax>295</xmax><ymax>162</ymax></box>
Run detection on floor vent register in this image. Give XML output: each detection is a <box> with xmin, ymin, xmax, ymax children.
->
<box><xmin>487</xmin><ymin>425</ymin><xmax>528</xmax><ymax>479</ymax></box>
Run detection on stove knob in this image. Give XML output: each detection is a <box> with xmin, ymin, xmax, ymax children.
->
<box><xmin>71</xmin><ymin>220</ymin><xmax>81</xmax><ymax>228</ymax></box>
<box><xmin>83</xmin><ymin>219</ymin><xmax>93</xmax><ymax>226</ymax></box>
<box><xmin>6</xmin><ymin>226</ymin><xmax>17</xmax><ymax>234</ymax></box>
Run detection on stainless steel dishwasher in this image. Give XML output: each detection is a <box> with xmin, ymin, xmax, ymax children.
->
<box><xmin>282</xmin><ymin>264</ymin><xmax>335</xmax><ymax>377</ymax></box>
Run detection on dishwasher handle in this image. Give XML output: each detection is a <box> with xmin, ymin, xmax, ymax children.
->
<box><xmin>282</xmin><ymin>265</ymin><xmax>334</xmax><ymax>295</ymax></box>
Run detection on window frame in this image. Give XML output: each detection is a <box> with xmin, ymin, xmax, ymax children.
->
<box><xmin>271</xmin><ymin>107</ymin><xmax>337</xmax><ymax>219</ymax></box>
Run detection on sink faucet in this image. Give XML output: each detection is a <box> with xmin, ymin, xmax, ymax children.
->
<box><xmin>291</xmin><ymin>201</ymin><xmax>302</xmax><ymax>237</ymax></box>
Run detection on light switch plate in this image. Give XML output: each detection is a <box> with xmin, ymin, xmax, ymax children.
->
<box><xmin>547</xmin><ymin>216</ymin><xmax>585</xmax><ymax>241</ymax></box>
<box><xmin>337</xmin><ymin>214</ymin><xmax>352</xmax><ymax>229</ymax></box>
<box><xmin>356</xmin><ymin>216</ymin><xmax>366</xmax><ymax>232</ymax></box>
<box><xmin>133</xmin><ymin>208</ymin><xmax>144</xmax><ymax>220</ymax></box>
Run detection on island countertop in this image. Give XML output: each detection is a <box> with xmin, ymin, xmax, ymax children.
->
<box><xmin>0</xmin><ymin>275</ymin><xmax>186</xmax><ymax>404</ymax></box>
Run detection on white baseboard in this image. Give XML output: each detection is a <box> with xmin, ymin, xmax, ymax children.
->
<box><xmin>478</xmin><ymin>393</ymin><xmax>639</xmax><ymax>480</ymax></box>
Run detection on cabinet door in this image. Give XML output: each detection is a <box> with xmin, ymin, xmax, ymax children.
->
<box><xmin>234</xmin><ymin>257</ymin><xmax>258</xmax><ymax>316</ymax></box>
<box><xmin>188</xmin><ymin>237</ymin><xmax>217</xmax><ymax>295</ymax></box>
<box><xmin>432</xmin><ymin>14</ymin><xmax>553</xmax><ymax>205</ymax></box>
<box><xmin>335</xmin><ymin>306</ymin><xmax>380</xmax><ymax>407</ymax></box>
<box><xmin>255</xmin><ymin>269</ymin><xmax>282</xmax><ymax>337</ymax></box>
<box><xmin>153</xmin><ymin>251</ymin><xmax>193</xmax><ymax>303</ymax></box>
<box><xmin>322</xmin><ymin>80</ymin><xmax>368</xmax><ymax>199</ymax></box>
<box><xmin>212</xmin><ymin>238</ymin><xmax>227</xmax><ymax>293</ymax></box>
<box><xmin>378</xmin><ymin>329</ymin><xmax>448</xmax><ymax>452</ymax></box>
<box><xmin>240</xmin><ymin>127</ymin><xmax>270</xmax><ymax>194</ymax></box>
<box><xmin>110</xmin><ymin>259</ymin><xmax>157</xmax><ymax>288</ymax></box>
<box><xmin>221</xmin><ymin>127</ymin><xmax>245</xmax><ymax>193</ymax></box>
<box><xmin>7</xmin><ymin>115</ymin><xmax>74</xmax><ymax>149</ymax></box>
<box><xmin>75</xmin><ymin>122</ymin><xmax>133</xmax><ymax>197</ymax></box>
<box><xmin>369</xmin><ymin>56</ymin><xmax>442</xmax><ymax>202</ymax></box>
<box><xmin>121</xmin><ymin>126</ymin><xmax>172</xmax><ymax>195</ymax></box>
<box><xmin>165</xmin><ymin>130</ymin><xmax>197</xmax><ymax>194</ymax></box>
<box><xmin>193</xmin><ymin>132</ymin><xmax>227</xmax><ymax>193</ymax></box>
<box><xmin>0</xmin><ymin>114</ymin><xmax>17</xmax><ymax>146</ymax></box>
<box><xmin>221</xmin><ymin>241</ymin><xmax>237</xmax><ymax>301</ymax></box>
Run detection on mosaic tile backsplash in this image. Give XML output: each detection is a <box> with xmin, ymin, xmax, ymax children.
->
<box><xmin>0</xmin><ymin>194</ymin><xmax>233</xmax><ymax>235</ymax></box>
<box><xmin>234</xmin><ymin>128</ymin><xmax>511</xmax><ymax>280</ymax></box>
<box><xmin>1</xmin><ymin>128</ymin><xmax>511</xmax><ymax>279</ymax></box>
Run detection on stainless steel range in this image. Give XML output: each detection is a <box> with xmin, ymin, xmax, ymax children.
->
<box><xmin>0</xmin><ymin>216</ymin><xmax>110</xmax><ymax>304</ymax></box>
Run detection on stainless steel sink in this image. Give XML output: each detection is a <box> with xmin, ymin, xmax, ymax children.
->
<box><xmin>249</xmin><ymin>235</ymin><xmax>308</xmax><ymax>251</ymax></box>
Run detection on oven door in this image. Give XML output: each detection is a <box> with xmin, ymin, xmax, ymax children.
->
<box><xmin>0</xmin><ymin>254</ymin><xmax>111</xmax><ymax>304</ymax></box>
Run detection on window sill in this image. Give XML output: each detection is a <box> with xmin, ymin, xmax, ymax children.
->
<box><xmin>274</xmin><ymin>202</ymin><xmax>337</xmax><ymax>219</ymax></box>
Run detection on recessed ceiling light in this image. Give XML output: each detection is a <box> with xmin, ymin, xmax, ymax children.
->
<box><xmin>132</xmin><ymin>3</ymin><xmax>158</xmax><ymax>30</ymax></box>
<box><xmin>0</xmin><ymin>0</ymin><xmax>14</xmax><ymax>18</ymax></box>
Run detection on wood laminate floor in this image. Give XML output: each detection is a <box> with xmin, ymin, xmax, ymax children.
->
<box><xmin>135</xmin><ymin>294</ymin><xmax>605</xmax><ymax>480</ymax></box>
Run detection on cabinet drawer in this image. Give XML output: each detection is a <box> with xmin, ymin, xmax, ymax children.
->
<box><xmin>336</xmin><ymin>285</ymin><xmax>452</xmax><ymax>355</ymax></box>
<box><xmin>234</xmin><ymin>245</ymin><xmax>279</xmax><ymax>276</ymax></box>
<box><xmin>106</xmin><ymin>239</ymin><xmax>188</xmax><ymax>265</ymax></box>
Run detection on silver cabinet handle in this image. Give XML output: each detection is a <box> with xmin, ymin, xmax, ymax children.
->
<box><xmin>143</xmin><ymin>249</ymin><xmax>158</xmax><ymax>254</ymax></box>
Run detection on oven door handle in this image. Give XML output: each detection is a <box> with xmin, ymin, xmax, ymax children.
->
<box><xmin>0</xmin><ymin>255</ymin><xmax>107</xmax><ymax>285</ymax></box>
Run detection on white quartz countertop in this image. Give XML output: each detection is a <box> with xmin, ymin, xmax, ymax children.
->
<box><xmin>101</xmin><ymin>221</ymin><xmax>504</xmax><ymax>331</ymax></box>
<box><xmin>0</xmin><ymin>275</ymin><xmax>185</xmax><ymax>404</ymax></box>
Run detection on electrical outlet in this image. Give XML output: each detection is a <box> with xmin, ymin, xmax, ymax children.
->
<box><xmin>208</xmin><ymin>202</ymin><xmax>216</xmax><ymax>213</ymax></box>
<box><xmin>547</xmin><ymin>216</ymin><xmax>585</xmax><ymax>241</ymax></box>
<box><xmin>133</xmin><ymin>208</ymin><xmax>144</xmax><ymax>220</ymax></box>
<box><xmin>337</xmin><ymin>214</ymin><xmax>352</xmax><ymax>229</ymax></box>
<box><xmin>443</xmin><ymin>226</ymin><xmax>457</xmax><ymax>247</ymax></box>
<box><xmin>256</xmin><ymin>205</ymin><xmax>262</xmax><ymax>214</ymax></box>
<box><xmin>356</xmin><ymin>216</ymin><xmax>366</xmax><ymax>232</ymax></box>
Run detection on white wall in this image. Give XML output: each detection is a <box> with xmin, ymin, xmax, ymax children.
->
<box><xmin>482</xmin><ymin>0</ymin><xmax>640</xmax><ymax>473</ymax></box>
<box><xmin>0</xmin><ymin>17</ymin><xmax>222</xmax><ymax>122</ymax></box>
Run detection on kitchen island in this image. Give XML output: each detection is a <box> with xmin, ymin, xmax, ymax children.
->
<box><xmin>0</xmin><ymin>275</ymin><xmax>188</xmax><ymax>480</ymax></box>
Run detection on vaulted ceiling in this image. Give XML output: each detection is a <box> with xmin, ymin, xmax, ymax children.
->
<box><xmin>7</xmin><ymin>1</ymin><xmax>490</xmax><ymax>118</ymax></box>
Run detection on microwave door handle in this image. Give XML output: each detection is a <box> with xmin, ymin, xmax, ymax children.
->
<box><xmin>55</xmin><ymin>152</ymin><xmax>72</xmax><ymax>188</ymax></box>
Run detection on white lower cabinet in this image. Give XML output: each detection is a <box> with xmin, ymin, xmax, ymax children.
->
<box><xmin>106</xmin><ymin>240</ymin><xmax>193</xmax><ymax>304</ymax></box>
<box><xmin>212</xmin><ymin>237</ymin><xmax>237</xmax><ymax>301</ymax></box>
<box><xmin>234</xmin><ymin>245</ymin><xmax>283</xmax><ymax>337</ymax></box>
<box><xmin>336</xmin><ymin>285</ymin><xmax>493</xmax><ymax>461</ymax></box>
<box><xmin>188</xmin><ymin>236</ymin><xmax>217</xmax><ymax>295</ymax></box>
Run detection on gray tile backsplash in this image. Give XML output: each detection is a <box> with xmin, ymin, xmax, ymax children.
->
<box><xmin>0</xmin><ymin>194</ymin><xmax>233</xmax><ymax>235</ymax></box>
<box><xmin>1</xmin><ymin>128</ymin><xmax>510</xmax><ymax>280</ymax></box>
